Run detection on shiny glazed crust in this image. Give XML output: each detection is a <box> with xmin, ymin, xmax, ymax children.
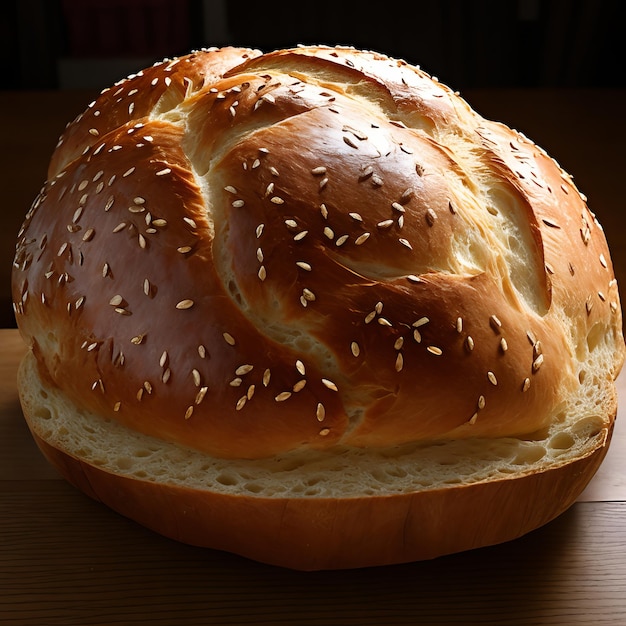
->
<box><xmin>11</xmin><ymin>46</ymin><xmax>625</xmax><ymax>569</ymax></box>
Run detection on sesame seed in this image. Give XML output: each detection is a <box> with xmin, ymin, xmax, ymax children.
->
<box><xmin>109</xmin><ymin>294</ymin><xmax>124</xmax><ymax>306</ymax></box>
<box><xmin>322</xmin><ymin>378</ymin><xmax>338</xmax><ymax>391</ymax></box>
<box><xmin>500</xmin><ymin>337</ymin><xmax>508</xmax><ymax>352</ymax></box>
<box><xmin>336</xmin><ymin>234</ymin><xmax>349</xmax><ymax>246</ymax></box>
<box><xmin>177</xmin><ymin>246</ymin><xmax>192</xmax><ymax>254</ymax></box>
<box><xmin>395</xmin><ymin>352</ymin><xmax>404</xmax><ymax>372</ymax></box>
<box><xmin>82</xmin><ymin>228</ymin><xmax>95</xmax><ymax>242</ymax></box>
<box><xmin>399</xmin><ymin>238</ymin><xmax>413</xmax><ymax>249</ymax></box>
<box><xmin>256</xmin><ymin>224</ymin><xmax>265</xmax><ymax>238</ymax></box>
<box><xmin>522</xmin><ymin>378</ymin><xmax>531</xmax><ymax>392</ymax></box>
<box><xmin>469</xmin><ymin>413</ymin><xmax>478</xmax><ymax>425</ymax></box>
<box><xmin>296</xmin><ymin>360</ymin><xmax>306</xmax><ymax>375</ymax></box>
<box><xmin>425</xmin><ymin>209</ymin><xmax>437</xmax><ymax>226</ymax></box>
<box><xmin>321</xmin><ymin>204</ymin><xmax>329</xmax><ymax>219</ymax></box>
<box><xmin>198</xmin><ymin>345</ymin><xmax>207</xmax><ymax>358</ymax></box>
<box><xmin>176</xmin><ymin>299</ymin><xmax>194</xmax><ymax>310</ymax></box>
<box><xmin>399</xmin><ymin>188</ymin><xmax>415</xmax><ymax>204</ymax></box>
<box><xmin>465</xmin><ymin>336</ymin><xmax>475</xmax><ymax>351</ymax></box>
<box><xmin>258</xmin><ymin>266</ymin><xmax>267</xmax><ymax>281</ymax></box>
<box><xmin>311</xmin><ymin>166</ymin><xmax>327</xmax><ymax>175</ymax></box>
<box><xmin>236</xmin><ymin>396</ymin><xmax>247</xmax><ymax>411</ymax></box>
<box><xmin>294</xmin><ymin>230</ymin><xmax>308</xmax><ymax>241</ymax></box>
<box><xmin>394</xmin><ymin>337</ymin><xmax>404</xmax><ymax>350</ymax></box>
<box><xmin>477</xmin><ymin>395</ymin><xmax>486</xmax><ymax>410</ymax></box>
<box><xmin>392</xmin><ymin>202</ymin><xmax>406</xmax><ymax>213</ymax></box>
<box><xmin>489</xmin><ymin>315</ymin><xmax>502</xmax><ymax>333</ymax></box>
<box><xmin>275</xmin><ymin>391</ymin><xmax>292</xmax><ymax>402</ymax></box>
<box><xmin>263</xmin><ymin>369</ymin><xmax>271</xmax><ymax>386</ymax></box>
<box><xmin>293</xmin><ymin>380</ymin><xmax>307</xmax><ymax>392</ymax></box>
<box><xmin>532</xmin><ymin>354</ymin><xmax>544</xmax><ymax>372</ymax></box>
<box><xmin>232</xmin><ymin>199</ymin><xmax>245</xmax><ymax>208</ymax></box>
<box><xmin>355</xmin><ymin>232</ymin><xmax>371</xmax><ymax>245</ymax></box>
<box><xmin>365</xmin><ymin>311</ymin><xmax>377</xmax><ymax>324</ymax></box>
<box><xmin>235</xmin><ymin>364</ymin><xmax>254</xmax><ymax>376</ymax></box>
<box><xmin>487</xmin><ymin>371</ymin><xmax>498</xmax><ymax>385</ymax></box>
<box><xmin>351</xmin><ymin>341</ymin><xmax>360</xmax><ymax>357</ymax></box>
<box><xmin>413</xmin><ymin>317</ymin><xmax>429</xmax><ymax>328</ymax></box>
<box><xmin>195</xmin><ymin>387</ymin><xmax>208</xmax><ymax>405</ymax></box>
<box><xmin>296</xmin><ymin>261</ymin><xmax>312</xmax><ymax>271</ymax></box>
<box><xmin>192</xmin><ymin>369</ymin><xmax>202</xmax><ymax>386</ymax></box>
<box><xmin>319</xmin><ymin>428</ymin><xmax>330</xmax><ymax>436</ymax></box>
<box><xmin>122</xmin><ymin>167</ymin><xmax>136</xmax><ymax>178</ymax></box>
<box><xmin>271</xmin><ymin>196</ymin><xmax>284</xmax><ymax>204</ymax></box>
<box><xmin>302</xmin><ymin>288</ymin><xmax>316</xmax><ymax>301</ymax></box>
<box><xmin>223</xmin><ymin>332</ymin><xmax>236</xmax><ymax>346</ymax></box>
<box><xmin>378</xmin><ymin>317</ymin><xmax>392</xmax><ymax>327</ymax></box>
<box><xmin>316</xmin><ymin>403</ymin><xmax>326</xmax><ymax>422</ymax></box>
<box><xmin>131</xmin><ymin>334</ymin><xmax>145</xmax><ymax>345</ymax></box>
<box><xmin>349</xmin><ymin>212</ymin><xmax>363</xmax><ymax>221</ymax></box>
<box><xmin>323</xmin><ymin>226</ymin><xmax>335</xmax><ymax>239</ymax></box>
<box><xmin>359</xmin><ymin>165</ymin><xmax>374</xmax><ymax>180</ymax></box>
<box><xmin>427</xmin><ymin>346</ymin><xmax>443</xmax><ymax>356</ymax></box>
<box><xmin>230</xmin><ymin>378</ymin><xmax>243</xmax><ymax>387</ymax></box>
<box><xmin>377</xmin><ymin>219</ymin><xmax>394</xmax><ymax>229</ymax></box>
<box><xmin>156</xmin><ymin>168</ymin><xmax>172</xmax><ymax>176</ymax></box>
<box><xmin>160</xmin><ymin>351</ymin><xmax>168</xmax><ymax>367</ymax></box>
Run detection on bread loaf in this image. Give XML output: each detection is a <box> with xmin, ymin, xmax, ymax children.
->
<box><xmin>12</xmin><ymin>45</ymin><xmax>625</xmax><ymax>570</ymax></box>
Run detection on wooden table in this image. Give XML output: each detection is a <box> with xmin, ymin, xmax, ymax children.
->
<box><xmin>1</xmin><ymin>328</ymin><xmax>625</xmax><ymax>625</ymax></box>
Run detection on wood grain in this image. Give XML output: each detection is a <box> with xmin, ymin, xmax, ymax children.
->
<box><xmin>1</xmin><ymin>485</ymin><xmax>625</xmax><ymax>624</ymax></box>
<box><xmin>1</xmin><ymin>326</ymin><xmax>626</xmax><ymax>624</ymax></box>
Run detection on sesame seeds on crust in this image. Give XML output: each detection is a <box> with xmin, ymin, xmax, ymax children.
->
<box><xmin>11</xmin><ymin>45</ymin><xmax>623</xmax><ymax>459</ymax></box>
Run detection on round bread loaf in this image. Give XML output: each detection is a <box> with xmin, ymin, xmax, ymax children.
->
<box><xmin>12</xmin><ymin>45</ymin><xmax>625</xmax><ymax>570</ymax></box>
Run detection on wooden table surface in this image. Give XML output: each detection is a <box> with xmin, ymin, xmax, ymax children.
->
<box><xmin>1</xmin><ymin>87</ymin><xmax>626</xmax><ymax>624</ymax></box>
<box><xmin>1</xmin><ymin>327</ymin><xmax>626</xmax><ymax>624</ymax></box>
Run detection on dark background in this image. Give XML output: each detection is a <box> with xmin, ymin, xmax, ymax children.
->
<box><xmin>1</xmin><ymin>0</ymin><xmax>624</xmax><ymax>92</ymax></box>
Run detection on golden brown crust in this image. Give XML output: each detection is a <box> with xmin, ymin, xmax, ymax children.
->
<box><xmin>12</xmin><ymin>46</ymin><xmax>624</xmax><ymax>460</ymax></box>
